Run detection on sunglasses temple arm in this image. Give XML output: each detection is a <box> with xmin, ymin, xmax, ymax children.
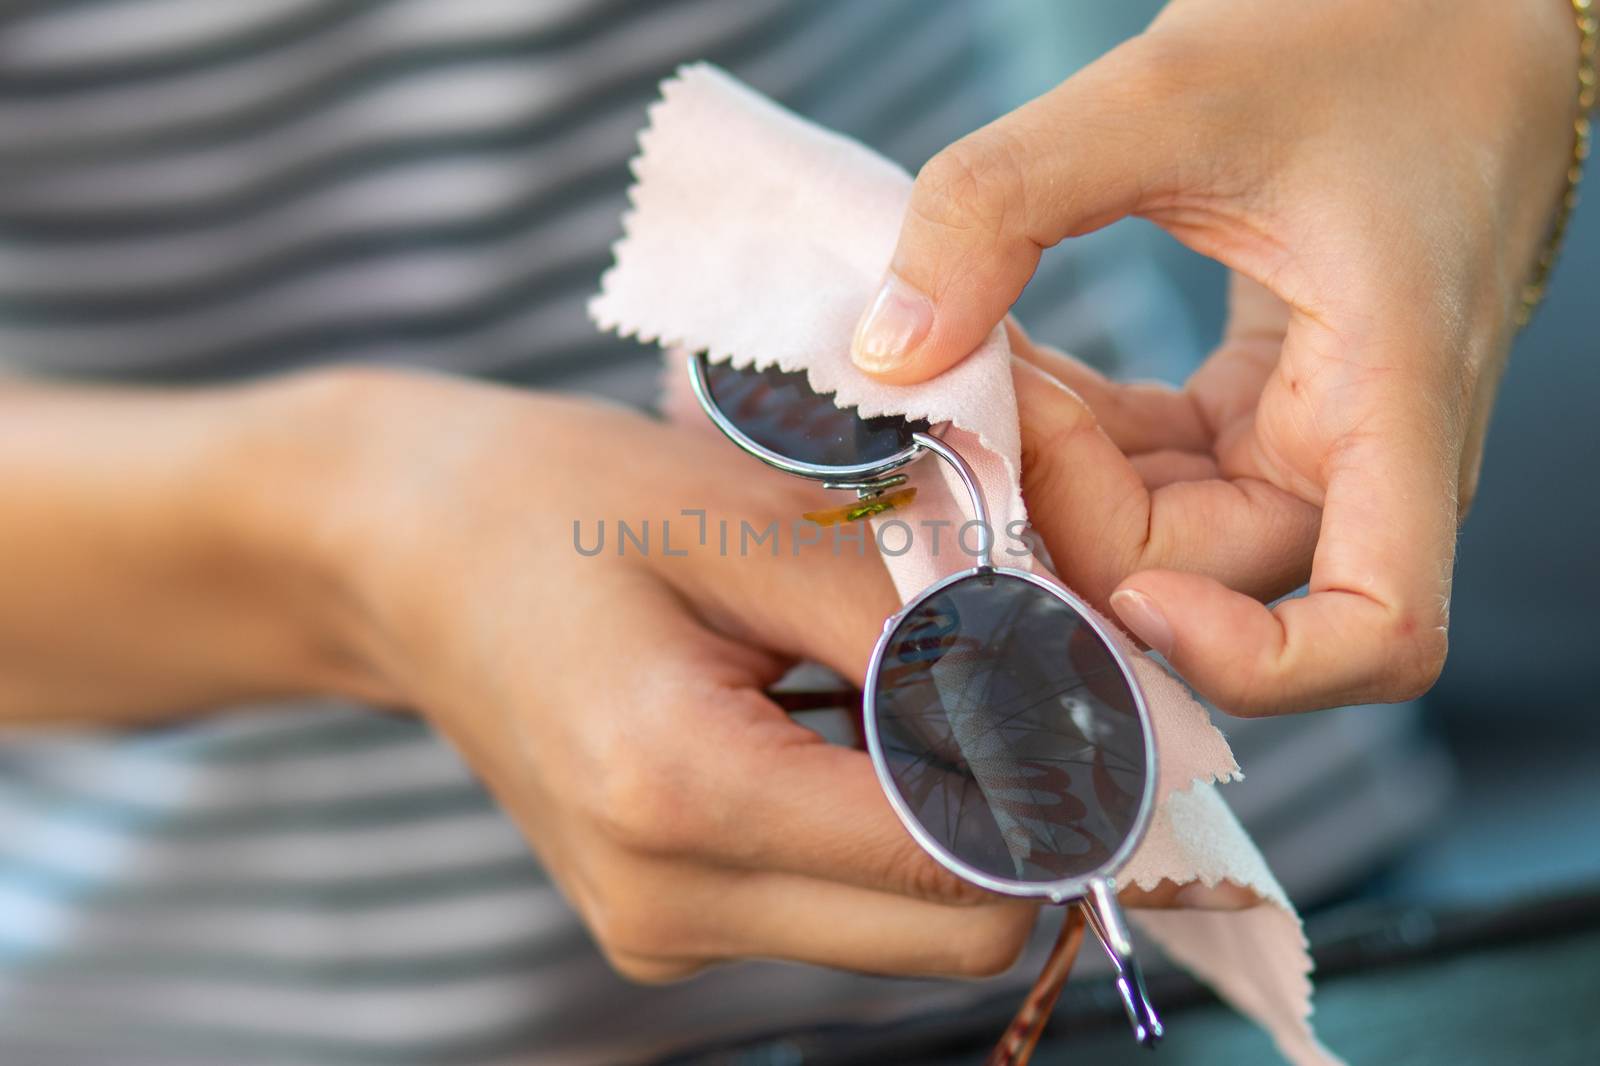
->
<box><xmin>765</xmin><ymin>687</ymin><xmax>861</xmax><ymax>714</ymax></box>
<box><xmin>983</xmin><ymin>906</ymin><xmax>1087</xmax><ymax>1066</ymax></box>
<box><xmin>910</xmin><ymin>431</ymin><xmax>995</xmax><ymax>568</ymax></box>
<box><xmin>1082</xmin><ymin>879</ymin><xmax>1164</xmax><ymax>1048</ymax></box>
<box><xmin>765</xmin><ymin>687</ymin><xmax>866</xmax><ymax>748</ymax></box>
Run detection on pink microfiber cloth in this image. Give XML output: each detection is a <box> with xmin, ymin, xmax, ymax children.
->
<box><xmin>592</xmin><ymin>64</ymin><xmax>1343</xmax><ymax>1066</ymax></box>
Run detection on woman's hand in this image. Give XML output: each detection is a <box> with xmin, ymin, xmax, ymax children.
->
<box><xmin>300</xmin><ymin>369</ymin><xmax>1052</xmax><ymax>982</ymax></box>
<box><xmin>307</xmin><ymin>368</ymin><xmax>1268</xmax><ymax>980</ymax></box>
<box><xmin>0</xmin><ymin>366</ymin><xmax>1249</xmax><ymax>982</ymax></box>
<box><xmin>849</xmin><ymin>0</ymin><xmax>1584</xmax><ymax>715</ymax></box>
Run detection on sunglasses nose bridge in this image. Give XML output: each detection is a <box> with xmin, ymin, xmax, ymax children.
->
<box><xmin>1083</xmin><ymin>878</ymin><xmax>1164</xmax><ymax>1047</ymax></box>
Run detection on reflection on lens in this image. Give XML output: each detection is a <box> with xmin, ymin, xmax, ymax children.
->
<box><xmin>873</xmin><ymin>572</ymin><xmax>1147</xmax><ymax>885</ymax></box>
<box><xmin>702</xmin><ymin>357</ymin><xmax>928</xmax><ymax>469</ymax></box>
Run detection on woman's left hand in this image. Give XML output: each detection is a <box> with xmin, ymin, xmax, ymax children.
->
<box><xmin>848</xmin><ymin>0</ymin><xmax>1584</xmax><ymax>716</ymax></box>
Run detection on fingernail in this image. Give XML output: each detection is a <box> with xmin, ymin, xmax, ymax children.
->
<box><xmin>851</xmin><ymin>272</ymin><xmax>933</xmax><ymax>373</ymax></box>
<box><xmin>1110</xmin><ymin>589</ymin><xmax>1174</xmax><ymax>659</ymax></box>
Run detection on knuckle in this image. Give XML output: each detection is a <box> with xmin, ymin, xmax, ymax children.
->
<box><xmin>887</xmin><ymin>839</ymin><xmax>988</xmax><ymax>906</ymax></box>
<box><xmin>911</xmin><ymin>133</ymin><xmax>1029</xmax><ymax>241</ymax></box>
<box><xmin>1382</xmin><ymin>610</ymin><xmax>1449</xmax><ymax>702</ymax></box>
<box><xmin>590</xmin><ymin>686</ymin><xmax>766</xmax><ymax>860</ymax></box>
<box><xmin>1221</xmin><ymin>641</ymin><xmax>1302</xmax><ymax>718</ymax></box>
<box><xmin>591</xmin><ymin>757</ymin><xmax>698</xmax><ymax>857</ymax></box>
<box><xmin>950</xmin><ymin>906</ymin><xmax>1037</xmax><ymax>977</ymax></box>
<box><xmin>586</xmin><ymin>889</ymin><xmax>683</xmax><ymax>968</ymax></box>
<box><xmin>1019</xmin><ymin>380</ymin><xmax>1099</xmax><ymax>474</ymax></box>
<box><xmin>1018</xmin><ymin>429</ymin><xmax>1071</xmax><ymax>512</ymax></box>
<box><xmin>1212</xmin><ymin>670</ymin><xmax>1271</xmax><ymax>719</ymax></box>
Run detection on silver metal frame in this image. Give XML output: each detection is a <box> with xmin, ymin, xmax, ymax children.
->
<box><xmin>1084</xmin><ymin>879</ymin><xmax>1164</xmax><ymax>1046</ymax></box>
<box><xmin>861</xmin><ymin>563</ymin><xmax>1162</xmax><ymax>1047</ymax></box>
<box><xmin>689</xmin><ymin>351</ymin><xmax>1163</xmax><ymax>1047</ymax></box>
<box><xmin>860</xmin><ymin>564</ymin><xmax>1159</xmax><ymax>903</ymax></box>
<box><xmin>688</xmin><ymin>352</ymin><xmax>929</xmax><ymax>483</ymax></box>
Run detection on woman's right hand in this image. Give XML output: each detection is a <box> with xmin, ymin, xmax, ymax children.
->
<box><xmin>292</xmin><ymin>367</ymin><xmax>1042</xmax><ymax>982</ymax></box>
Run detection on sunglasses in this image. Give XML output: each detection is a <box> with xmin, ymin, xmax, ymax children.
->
<box><xmin>688</xmin><ymin>353</ymin><xmax>1163</xmax><ymax>1061</ymax></box>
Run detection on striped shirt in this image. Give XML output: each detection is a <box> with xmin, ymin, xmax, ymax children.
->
<box><xmin>0</xmin><ymin>2</ymin><xmax>1447</xmax><ymax>1063</ymax></box>
<box><xmin>0</xmin><ymin>3</ymin><xmax>1095</xmax><ymax>1063</ymax></box>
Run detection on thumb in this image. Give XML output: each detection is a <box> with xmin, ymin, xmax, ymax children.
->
<box><xmin>851</xmin><ymin>42</ymin><xmax>1198</xmax><ymax>384</ymax></box>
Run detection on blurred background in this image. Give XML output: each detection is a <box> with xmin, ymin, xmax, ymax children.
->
<box><xmin>0</xmin><ymin>1</ymin><xmax>1594</xmax><ymax>1064</ymax></box>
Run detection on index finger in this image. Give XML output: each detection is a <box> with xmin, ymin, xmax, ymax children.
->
<box><xmin>1015</xmin><ymin>359</ymin><xmax>1320</xmax><ymax>607</ymax></box>
<box><xmin>1110</xmin><ymin>341</ymin><xmax>1459</xmax><ymax>715</ymax></box>
<box><xmin>723</xmin><ymin>723</ymin><xmax>999</xmax><ymax>907</ymax></box>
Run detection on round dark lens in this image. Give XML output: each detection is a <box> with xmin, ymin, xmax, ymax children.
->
<box><xmin>703</xmin><ymin>357</ymin><xmax>929</xmax><ymax>469</ymax></box>
<box><xmin>873</xmin><ymin>572</ymin><xmax>1148</xmax><ymax>885</ymax></box>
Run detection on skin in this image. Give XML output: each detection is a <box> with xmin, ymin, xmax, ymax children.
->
<box><xmin>850</xmin><ymin>0</ymin><xmax>1584</xmax><ymax>715</ymax></box>
<box><xmin>0</xmin><ymin>368</ymin><xmax>1242</xmax><ymax>985</ymax></box>
<box><xmin>10</xmin><ymin>0</ymin><xmax>1558</xmax><ymax>982</ymax></box>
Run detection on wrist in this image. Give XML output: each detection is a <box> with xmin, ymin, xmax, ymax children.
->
<box><xmin>237</xmin><ymin>366</ymin><xmax>578</xmax><ymax>718</ymax></box>
<box><xmin>0</xmin><ymin>372</ymin><xmax>411</xmax><ymax>723</ymax></box>
<box><xmin>217</xmin><ymin>366</ymin><xmax>421</xmax><ymax>709</ymax></box>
